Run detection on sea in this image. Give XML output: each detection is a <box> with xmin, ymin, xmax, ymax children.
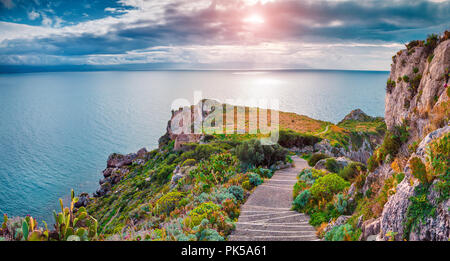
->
<box><xmin>0</xmin><ymin>70</ymin><xmax>388</xmax><ymax>223</ymax></box>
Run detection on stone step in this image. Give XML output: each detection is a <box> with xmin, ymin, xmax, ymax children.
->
<box><xmin>241</xmin><ymin>205</ymin><xmax>291</xmax><ymax>211</ymax></box>
<box><xmin>235</xmin><ymin>222</ymin><xmax>315</xmax><ymax>232</ymax></box>
<box><xmin>231</xmin><ymin>229</ymin><xmax>317</xmax><ymax>237</ymax></box>
<box><xmin>238</xmin><ymin>212</ymin><xmax>309</xmax><ymax>223</ymax></box>
<box><xmin>228</xmin><ymin>235</ymin><xmax>319</xmax><ymax>241</ymax></box>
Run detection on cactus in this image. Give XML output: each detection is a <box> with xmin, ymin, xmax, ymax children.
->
<box><xmin>53</xmin><ymin>189</ymin><xmax>98</xmax><ymax>241</ymax></box>
<box><xmin>1</xmin><ymin>214</ymin><xmax>7</xmax><ymax>231</ymax></box>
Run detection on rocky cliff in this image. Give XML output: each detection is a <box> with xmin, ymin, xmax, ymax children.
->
<box><xmin>367</xmin><ymin>32</ymin><xmax>449</xmax><ymax>241</ymax></box>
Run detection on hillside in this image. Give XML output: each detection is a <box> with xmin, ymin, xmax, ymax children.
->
<box><xmin>1</xmin><ymin>32</ymin><xmax>447</xmax><ymax>242</ymax></box>
<box><xmin>291</xmin><ymin>31</ymin><xmax>449</xmax><ymax>241</ymax></box>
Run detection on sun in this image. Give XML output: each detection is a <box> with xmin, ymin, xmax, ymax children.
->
<box><xmin>243</xmin><ymin>14</ymin><xmax>265</xmax><ymax>24</ymax></box>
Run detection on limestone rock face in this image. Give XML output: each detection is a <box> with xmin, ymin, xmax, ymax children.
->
<box><xmin>361</xmin><ymin>218</ymin><xmax>381</xmax><ymax>240</ymax></box>
<box><xmin>379</xmin><ymin>125</ymin><xmax>449</xmax><ymax>241</ymax></box>
<box><xmin>379</xmin><ymin>172</ymin><xmax>418</xmax><ymax>241</ymax></box>
<box><xmin>385</xmin><ymin>39</ymin><xmax>449</xmax><ymax>141</ymax></box>
<box><xmin>314</xmin><ymin>137</ymin><xmax>377</xmax><ymax>163</ymax></box>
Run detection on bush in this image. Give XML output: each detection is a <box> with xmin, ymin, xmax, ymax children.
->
<box><xmin>309</xmin><ymin>212</ymin><xmax>329</xmax><ymax>227</ymax></box>
<box><xmin>334</xmin><ymin>193</ymin><xmax>348</xmax><ymax>214</ymax></box>
<box><xmin>197</xmin><ymin>228</ymin><xmax>224</xmax><ymax>241</ymax></box>
<box><xmin>410</xmin><ymin>157</ymin><xmax>429</xmax><ymax>184</ymax></box>
<box><xmin>324</xmin><ymin>224</ymin><xmax>356</xmax><ymax>241</ymax></box>
<box><xmin>153</xmin><ymin>163</ymin><xmax>176</xmax><ymax>184</ymax></box>
<box><xmin>189</xmin><ymin>153</ymin><xmax>238</xmax><ymax>187</ymax></box>
<box><xmin>310</xmin><ymin>174</ymin><xmax>350</xmax><ymax>202</ymax></box>
<box><xmin>242</xmin><ymin>180</ymin><xmax>252</xmax><ymax>190</ymax></box>
<box><xmin>248</xmin><ymin>173</ymin><xmax>263</xmax><ymax>187</ymax></box>
<box><xmin>325</xmin><ymin>158</ymin><xmax>341</xmax><ymax>173</ymax></box>
<box><xmin>338</xmin><ymin>162</ymin><xmax>366</xmax><ymax>181</ymax></box>
<box><xmin>181</xmin><ymin>159</ymin><xmax>196</xmax><ymax>167</ymax></box>
<box><xmin>235</xmin><ymin>139</ymin><xmax>287</xmax><ymax>169</ymax></box>
<box><xmin>410</xmin><ymin>74</ymin><xmax>422</xmax><ymax>91</ymax></box>
<box><xmin>293</xmin><ymin>190</ymin><xmax>311</xmax><ymax>211</ymax></box>
<box><xmin>402</xmin><ymin>75</ymin><xmax>410</xmax><ymax>82</ymax></box>
<box><xmin>386</xmin><ymin>79</ymin><xmax>396</xmax><ymax>93</ymax></box>
<box><xmin>185</xmin><ymin>202</ymin><xmax>221</xmax><ymax>227</ymax></box>
<box><xmin>154</xmin><ymin>192</ymin><xmax>184</xmax><ymax>215</ymax></box>
<box><xmin>180</xmin><ymin>144</ymin><xmax>225</xmax><ymax>162</ymax></box>
<box><xmin>227</xmin><ymin>186</ymin><xmax>244</xmax><ymax>201</ymax></box>
<box><xmin>308</xmin><ymin>153</ymin><xmax>329</xmax><ymax>167</ymax></box>
<box><xmin>278</xmin><ymin>129</ymin><xmax>321</xmax><ymax>148</ymax></box>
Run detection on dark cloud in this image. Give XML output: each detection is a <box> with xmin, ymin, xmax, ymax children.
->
<box><xmin>0</xmin><ymin>0</ymin><xmax>449</xmax><ymax>66</ymax></box>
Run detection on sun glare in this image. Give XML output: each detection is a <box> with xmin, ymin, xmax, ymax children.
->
<box><xmin>244</xmin><ymin>14</ymin><xmax>265</xmax><ymax>24</ymax></box>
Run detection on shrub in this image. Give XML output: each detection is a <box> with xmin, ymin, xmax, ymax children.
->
<box><xmin>308</xmin><ymin>153</ymin><xmax>329</xmax><ymax>167</ymax></box>
<box><xmin>410</xmin><ymin>74</ymin><xmax>422</xmax><ymax>91</ymax></box>
<box><xmin>410</xmin><ymin>157</ymin><xmax>429</xmax><ymax>184</ymax></box>
<box><xmin>413</xmin><ymin>67</ymin><xmax>419</xmax><ymax>74</ymax></box>
<box><xmin>402</xmin><ymin>75</ymin><xmax>410</xmax><ymax>82</ymax></box>
<box><xmin>404</xmin><ymin>184</ymin><xmax>436</xmax><ymax>240</ymax></box>
<box><xmin>189</xmin><ymin>153</ymin><xmax>238</xmax><ymax>187</ymax></box>
<box><xmin>278</xmin><ymin>129</ymin><xmax>321</xmax><ymax>148</ymax></box>
<box><xmin>153</xmin><ymin>164</ymin><xmax>176</xmax><ymax>184</ymax></box>
<box><xmin>235</xmin><ymin>139</ymin><xmax>287</xmax><ymax>169</ymax></box>
<box><xmin>250</xmin><ymin>167</ymin><xmax>273</xmax><ymax>178</ymax></box>
<box><xmin>324</xmin><ymin>224</ymin><xmax>356</xmax><ymax>241</ymax></box>
<box><xmin>248</xmin><ymin>173</ymin><xmax>263</xmax><ymax>187</ymax></box>
<box><xmin>181</xmin><ymin>159</ymin><xmax>196</xmax><ymax>167</ymax></box>
<box><xmin>154</xmin><ymin>192</ymin><xmax>184</xmax><ymax>215</ymax></box>
<box><xmin>396</xmin><ymin>172</ymin><xmax>405</xmax><ymax>184</ymax></box>
<box><xmin>310</xmin><ymin>174</ymin><xmax>350</xmax><ymax>202</ymax></box>
<box><xmin>227</xmin><ymin>186</ymin><xmax>244</xmax><ymax>201</ymax></box>
<box><xmin>334</xmin><ymin>193</ymin><xmax>348</xmax><ymax>214</ymax></box>
<box><xmin>386</xmin><ymin>79</ymin><xmax>396</xmax><ymax>93</ymax></box>
<box><xmin>325</xmin><ymin>158</ymin><xmax>341</xmax><ymax>173</ymax></box>
<box><xmin>242</xmin><ymin>180</ymin><xmax>252</xmax><ymax>190</ymax></box>
<box><xmin>425</xmin><ymin>33</ymin><xmax>439</xmax><ymax>50</ymax></box>
<box><xmin>309</xmin><ymin>212</ymin><xmax>329</xmax><ymax>227</ymax></box>
<box><xmin>427</xmin><ymin>134</ymin><xmax>449</xmax><ymax>201</ymax></box>
<box><xmin>221</xmin><ymin>198</ymin><xmax>240</xmax><ymax>220</ymax></box>
<box><xmin>293</xmin><ymin>190</ymin><xmax>311</xmax><ymax>211</ymax></box>
<box><xmin>197</xmin><ymin>228</ymin><xmax>224</xmax><ymax>241</ymax></box>
<box><xmin>184</xmin><ymin>202</ymin><xmax>221</xmax><ymax>227</ymax></box>
<box><xmin>338</xmin><ymin>162</ymin><xmax>366</xmax><ymax>181</ymax></box>
<box><xmin>180</xmin><ymin>144</ymin><xmax>225</xmax><ymax>162</ymax></box>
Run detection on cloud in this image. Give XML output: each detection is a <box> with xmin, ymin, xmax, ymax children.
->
<box><xmin>0</xmin><ymin>0</ymin><xmax>14</xmax><ymax>9</ymax></box>
<box><xmin>27</xmin><ymin>10</ymin><xmax>40</xmax><ymax>20</ymax></box>
<box><xmin>0</xmin><ymin>0</ymin><xmax>449</xmax><ymax>71</ymax></box>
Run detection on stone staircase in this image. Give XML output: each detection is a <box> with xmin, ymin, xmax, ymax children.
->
<box><xmin>228</xmin><ymin>156</ymin><xmax>319</xmax><ymax>241</ymax></box>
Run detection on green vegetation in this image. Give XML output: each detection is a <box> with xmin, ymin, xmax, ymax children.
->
<box><xmin>338</xmin><ymin>162</ymin><xmax>366</xmax><ymax>181</ymax></box>
<box><xmin>278</xmin><ymin>129</ymin><xmax>321</xmax><ymax>148</ymax></box>
<box><xmin>308</xmin><ymin>153</ymin><xmax>329</xmax><ymax>167</ymax></box>
<box><xmin>386</xmin><ymin>79</ymin><xmax>396</xmax><ymax>93</ymax></box>
<box><xmin>367</xmin><ymin>122</ymin><xmax>409</xmax><ymax>172</ymax></box>
<box><xmin>235</xmin><ymin>139</ymin><xmax>288</xmax><ymax>170</ymax></box>
<box><xmin>402</xmin><ymin>75</ymin><xmax>410</xmax><ymax>82</ymax></box>
<box><xmin>324</xmin><ymin>158</ymin><xmax>341</xmax><ymax>173</ymax></box>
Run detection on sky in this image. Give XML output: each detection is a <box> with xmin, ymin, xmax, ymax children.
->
<box><xmin>0</xmin><ymin>0</ymin><xmax>449</xmax><ymax>72</ymax></box>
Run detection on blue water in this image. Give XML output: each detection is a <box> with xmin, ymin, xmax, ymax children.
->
<box><xmin>0</xmin><ymin>70</ymin><xmax>388</xmax><ymax>223</ymax></box>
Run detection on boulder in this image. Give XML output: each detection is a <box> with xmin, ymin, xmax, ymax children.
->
<box><xmin>361</xmin><ymin>218</ymin><xmax>381</xmax><ymax>240</ymax></box>
<box><xmin>74</xmin><ymin>193</ymin><xmax>90</xmax><ymax>208</ymax></box>
<box><xmin>322</xmin><ymin>215</ymin><xmax>351</xmax><ymax>236</ymax></box>
<box><xmin>107</xmin><ymin>153</ymin><xmax>137</xmax><ymax>168</ymax></box>
<box><xmin>314</xmin><ymin>156</ymin><xmax>351</xmax><ymax>171</ymax></box>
